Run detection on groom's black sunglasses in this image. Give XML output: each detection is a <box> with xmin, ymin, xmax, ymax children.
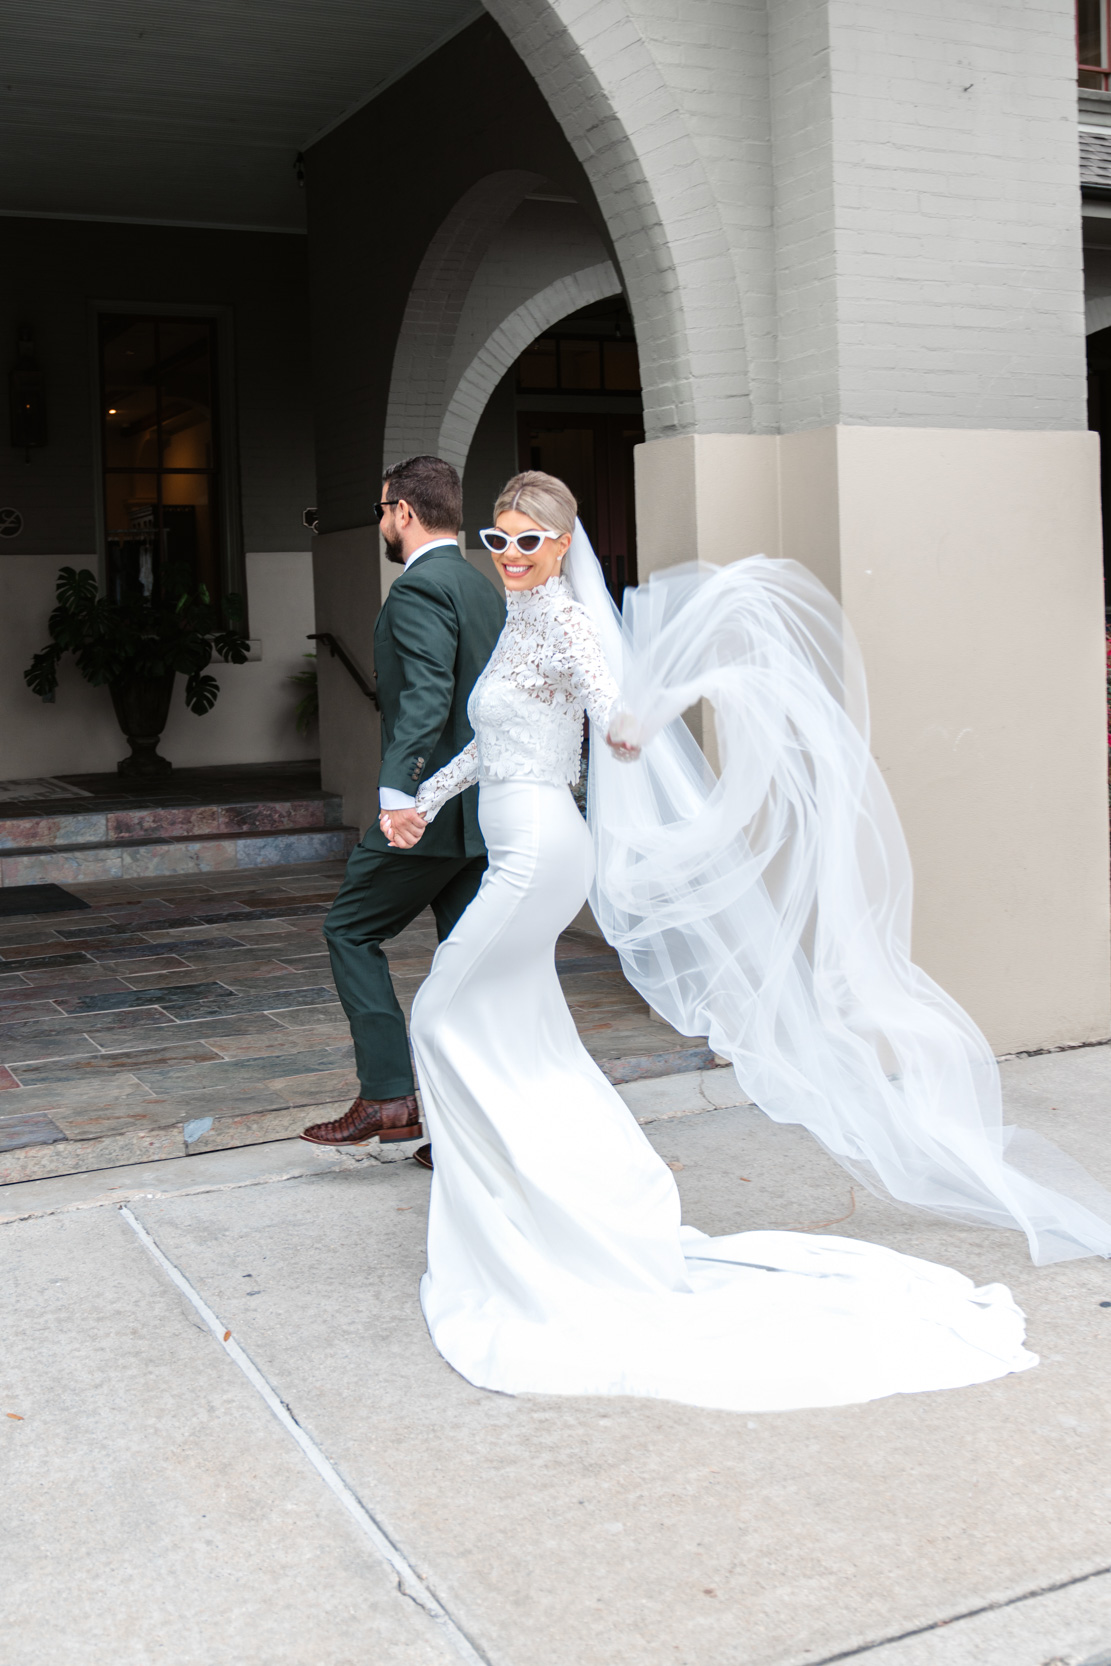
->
<box><xmin>372</xmin><ymin>498</ymin><xmax>400</xmax><ymax>523</ymax></box>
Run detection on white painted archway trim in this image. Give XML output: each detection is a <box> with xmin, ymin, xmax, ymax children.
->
<box><xmin>438</xmin><ymin>259</ymin><xmax>620</xmax><ymax>472</ymax></box>
<box><xmin>384</xmin><ymin>168</ymin><xmax>544</xmax><ymax>466</ymax></box>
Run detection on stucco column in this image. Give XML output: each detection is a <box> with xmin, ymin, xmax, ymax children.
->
<box><xmin>635</xmin><ymin>428</ymin><xmax>1110</xmax><ymax>1056</ymax></box>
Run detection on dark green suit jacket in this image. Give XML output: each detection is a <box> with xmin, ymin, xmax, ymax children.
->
<box><xmin>366</xmin><ymin>544</ymin><xmax>505</xmax><ymax>859</ymax></box>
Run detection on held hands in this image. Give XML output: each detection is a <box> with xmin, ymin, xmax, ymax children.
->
<box><xmin>380</xmin><ymin>807</ymin><xmax>427</xmax><ymax>849</ymax></box>
<box><xmin>605</xmin><ymin>709</ymin><xmax>642</xmax><ymax>764</ymax></box>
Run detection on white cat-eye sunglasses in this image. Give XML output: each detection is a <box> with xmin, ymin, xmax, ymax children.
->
<box><xmin>479</xmin><ymin>527</ymin><xmax>564</xmax><ymax>558</ymax></box>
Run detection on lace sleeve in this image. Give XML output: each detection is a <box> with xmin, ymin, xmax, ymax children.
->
<box><xmin>414</xmin><ymin>739</ymin><xmax>479</xmax><ymax>822</ymax></box>
<box><xmin>552</xmin><ymin>605</ymin><xmax>619</xmax><ymax>731</ymax></box>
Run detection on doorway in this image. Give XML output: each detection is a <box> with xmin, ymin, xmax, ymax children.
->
<box><xmin>513</xmin><ymin>297</ymin><xmax>644</xmax><ymax>602</ymax></box>
<box><xmin>518</xmin><ymin>413</ymin><xmax>642</xmax><ymax>596</ymax></box>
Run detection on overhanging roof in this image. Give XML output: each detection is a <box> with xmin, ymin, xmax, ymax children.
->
<box><xmin>1</xmin><ymin>0</ymin><xmax>481</xmax><ymax>233</ymax></box>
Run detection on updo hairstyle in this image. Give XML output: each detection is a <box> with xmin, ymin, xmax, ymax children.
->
<box><xmin>493</xmin><ymin>471</ymin><xmax>577</xmax><ymax>538</ymax></box>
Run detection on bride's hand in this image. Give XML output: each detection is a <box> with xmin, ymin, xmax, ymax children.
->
<box><xmin>605</xmin><ymin>710</ymin><xmax>641</xmax><ymax>764</ymax></box>
<box><xmin>380</xmin><ymin>807</ymin><xmax>427</xmax><ymax>848</ymax></box>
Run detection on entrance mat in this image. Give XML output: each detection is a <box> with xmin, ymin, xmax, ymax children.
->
<box><xmin>0</xmin><ymin>777</ymin><xmax>92</xmax><ymax>803</ymax></box>
<box><xmin>0</xmin><ymin>884</ymin><xmax>91</xmax><ymax>917</ymax></box>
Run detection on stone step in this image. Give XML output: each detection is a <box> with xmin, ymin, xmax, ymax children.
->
<box><xmin>0</xmin><ymin>794</ymin><xmax>345</xmax><ymax>850</ymax></box>
<box><xmin>0</xmin><ymin>822</ymin><xmax>357</xmax><ymax>885</ymax></box>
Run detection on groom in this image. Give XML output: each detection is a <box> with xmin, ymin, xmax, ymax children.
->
<box><xmin>301</xmin><ymin>455</ymin><xmax>505</xmax><ymax>1159</ymax></box>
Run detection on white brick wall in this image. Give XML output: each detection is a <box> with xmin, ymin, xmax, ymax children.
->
<box><xmin>485</xmin><ymin>0</ymin><xmax>1088</xmax><ymax>435</ymax></box>
<box><xmin>823</xmin><ymin>0</ymin><xmax>1087</xmax><ymax>429</ymax></box>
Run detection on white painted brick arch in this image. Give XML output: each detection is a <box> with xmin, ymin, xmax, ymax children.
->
<box><xmin>384</xmin><ymin>169</ymin><xmax>543</xmax><ymax>467</ymax></box>
<box><xmin>439</xmin><ymin>260</ymin><xmax>620</xmax><ymax>472</ymax></box>
<box><xmin>482</xmin><ymin>0</ymin><xmax>753</xmax><ymax>440</ymax></box>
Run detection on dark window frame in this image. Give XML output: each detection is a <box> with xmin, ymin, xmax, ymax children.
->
<box><xmin>88</xmin><ymin>300</ymin><xmax>245</xmax><ymax>618</ymax></box>
<box><xmin>516</xmin><ymin>334</ymin><xmax>641</xmax><ymax>396</ymax></box>
<box><xmin>1079</xmin><ymin>0</ymin><xmax>1111</xmax><ymax>89</ymax></box>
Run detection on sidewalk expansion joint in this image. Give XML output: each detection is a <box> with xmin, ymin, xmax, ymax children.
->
<box><xmin>118</xmin><ymin>1203</ymin><xmax>492</xmax><ymax>1666</ymax></box>
<box><xmin>805</xmin><ymin>1560</ymin><xmax>1111</xmax><ymax>1664</ymax></box>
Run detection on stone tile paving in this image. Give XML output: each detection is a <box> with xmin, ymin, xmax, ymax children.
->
<box><xmin>0</xmin><ymin>856</ymin><xmax>712</xmax><ymax>1183</ymax></box>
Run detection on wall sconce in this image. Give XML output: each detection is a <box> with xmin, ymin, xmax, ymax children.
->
<box><xmin>9</xmin><ymin>325</ymin><xmax>47</xmax><ymax>452</ymax></box>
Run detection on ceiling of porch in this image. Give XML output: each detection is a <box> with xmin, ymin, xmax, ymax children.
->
<box><xmin>1</xmin><ymin>0</ymin><xmax>481</xmax><ymax>233</ymax></box>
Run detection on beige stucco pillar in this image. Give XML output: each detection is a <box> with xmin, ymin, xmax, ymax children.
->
<box><xmin>635</xmin><ymin>428</ymin><xmax>1111</xmax><ymax>1056</ymax></box>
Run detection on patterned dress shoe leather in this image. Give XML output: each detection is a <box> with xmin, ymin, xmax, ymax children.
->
<box><xmin>300</xmin><ymin>1095</ymin><xmax>422</xmax><ymax>1147</ymax></box>
<box><xmin>413</xmin><ymin>1144</ymin><xmax>433</xmax><ymax>1170</ymax></box>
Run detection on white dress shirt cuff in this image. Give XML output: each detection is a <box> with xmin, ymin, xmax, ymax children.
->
<box><xmin>379</xmin><ymin>788</ymin><xmax>418</xmax><ymax>811</ymax></box>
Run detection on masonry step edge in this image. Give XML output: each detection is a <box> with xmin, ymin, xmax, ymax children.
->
<box><xmin>0</xmin><ymin>825</ymin><xmax>359</xmax><ymax>860</ymax></box>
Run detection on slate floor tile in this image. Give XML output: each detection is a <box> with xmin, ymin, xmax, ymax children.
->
<box><xmin>202</xmin><ymin>1021</ymin><xmax>351</xmax><ymax>1060</ymax></box>
<box><xmin>263</xmin><ymin>1066</ymin><xmax>357</xmax><ymax>1106</ymax></box>
<box><xmin>0</xmin><ymin>1110</ymin><xmax>66</xmax><ymax>1149</ymax></box>
<box><xmin>97</xmin><ymin>955</ymin><xmax>193</xmax><ymax>976</ymax></box>
<box><xmin>53</xmin><ymin>979</ymin><xmax>235</xmax><ymax>1014</ymax></box>
<box><xmin>20</xmin><ymin>962</ymin><xmax>132</xmax><ymax>986</ymax></box>
<box><xmin>48</xmin><ymin>1102</ymin><xmax>194</xmax><ymax>1139</ymax></box>
<box><xmin>0</xmin><ymin>926</ymin><xmax>65</xmax><ymax>948</ymax></box>
<box><xmin>157</xmin><ymin>945</ymin><xmax>297</xmax><ymax>969</ymax></box>
<box><xmin>88</xmin><ymin>935</ymin><xmax>246</xmax><ymax>961</ymax></box>
<box><xmin>1</xmin><ymin>1036</ymin><xmax>100</xmax><ymax>1066</ymax></box>
<box><xmin>182</xmin><ymin>957</ymin><xmax>312</xmax><ymax>982</ymax></box>
<box><xmin>11</xmin><ymin>1039</ymin><xmax>223</xmax><ymax>1084</ymax></box>
<box><xmin>134</xmin><ymin>1043</ymin><xmax>354</xmax><ymax>1093</ymax></box>
<box><xmin>268</xmin><ymin>1002</ymin><xmax>345</xmax><ymax>1028</ymax></box>
<box><xmin>116</xmin><ymin>968</ymin><xmax>229</xmax><ymax>991</ymax></box>
<box><xmin>0</xmin><ymin>1075</ymin><xmax>156</xmax><ymax>1116</ymax></box>
<box><xmin>122</xmin><ymin>1011</ymin><xmax>289</xmax><ymax>1045</ymax></box>
<box><xmin>98</xmin><ymin>984</ymin><xmax>336</xmax><ymax>1021</ymax></box>
<box><xmin>137</xmin><ymin>1085</ymin><xmax>298</xmax><ymax>1119</ymax></box>
<box><xmin>0</xmin><ymin>1000</ymin><xmax>64</xmax><ymax>1023</ymax></box>
<box><xmin>216</xmin><ymin>971</ymin><xmax>337</xmax><ymax>997</ymax></box>
<box><xmin>0</xmin><ymin>1066</ymin><xmax>20</xmax><ymax>1091</ymax></box>
<box><xmin>0</xmin><ymin>950</ymin><xmax>92</xmax><ymax>973</ymax></box>
<box><xmin>54</xmin><ymin>920</ymin><xmax>161</xmax><ymax>941</ymax></box>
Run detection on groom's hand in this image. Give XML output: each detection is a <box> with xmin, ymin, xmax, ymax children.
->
<box><xmin>380</xmin><ymin>807</ymin><xmax>427</xmax><ymax>849</ymax></box>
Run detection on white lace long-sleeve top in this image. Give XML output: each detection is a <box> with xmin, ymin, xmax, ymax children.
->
<box><xmin>415</xmin><ymin>573</ymin><xmax>618</xmax><ymax>821</ymax></box>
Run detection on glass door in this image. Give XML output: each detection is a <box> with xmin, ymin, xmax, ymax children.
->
<box><xmin>99</xmin><ymin>314</ymin><xmax>222</xmax><ymax>603</ymax></box>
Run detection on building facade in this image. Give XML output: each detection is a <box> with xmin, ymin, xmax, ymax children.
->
<box><xmin>1</xmin><ymin>0</ymin><xmax>1108</xmax><ymax>1054</ymax></box>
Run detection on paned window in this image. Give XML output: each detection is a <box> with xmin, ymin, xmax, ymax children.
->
<box><xmin>517</xmin><ymin>336</ymin><xmax>641</xmax><ymax>394</ymax></box>
<box><xmin>1079</xmin><ymin>0</ymin><xmax>1110</xmax><ymax>90</ymax></box>
<box><xmin>99</xmin><ymin>314</ymin><xmax>223</xmax><ymax>602</ymax></box>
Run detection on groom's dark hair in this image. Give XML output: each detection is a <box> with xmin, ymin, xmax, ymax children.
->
<box><xmin>383</xmin><ymin>455</ymin><xmax>462</xmax><ymax>535</ymax></box>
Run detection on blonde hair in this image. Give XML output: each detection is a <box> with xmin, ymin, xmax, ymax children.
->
<box><xmin>493</xmin><ymin>471</ymin><xmax>577</xmax><ymax>538</ymax></box>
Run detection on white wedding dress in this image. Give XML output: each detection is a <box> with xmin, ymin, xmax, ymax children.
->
<box><xmin>409</xmin><ymin>566</ymin><xmax>1039</xmax><ymax>1413</ymax></box>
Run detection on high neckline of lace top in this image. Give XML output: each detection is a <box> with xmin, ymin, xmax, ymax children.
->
<box><xmin>505</xmin><ymin>573</ymin><xmax>573</xmax><ymax>610</ymax></box>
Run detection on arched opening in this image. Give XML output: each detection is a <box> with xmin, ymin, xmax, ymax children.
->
<box><xmin>460</xmin><ymin>294</ymin><xmax>643</xmax><ymax>601</ymax></box>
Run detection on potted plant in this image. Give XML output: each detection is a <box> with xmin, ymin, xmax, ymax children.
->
<box><xmin>24</xmin><ymin>566</ymin><xmax>250</xmax><ymax>775</ymax></box>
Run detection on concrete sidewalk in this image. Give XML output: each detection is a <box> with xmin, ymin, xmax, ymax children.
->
<box><xmin>4</xmin><ymin>1049</ymin><xmax>1111</xmax><ymax>1666</ymax></box>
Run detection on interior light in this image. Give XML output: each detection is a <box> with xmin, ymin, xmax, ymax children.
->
<box><xmin>107</xmin><ymin>408</ymin><xmax>117</xmax><ymax>415</ymax></box>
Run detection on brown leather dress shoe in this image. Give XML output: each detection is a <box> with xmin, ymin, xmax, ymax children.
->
<box><xmin>300</xmin><ymin>1094</ymin><xmax>422</xmax><ymax>1147</ymax></box>
<box><xmin>412</xmin><ymin>1144</ymin><xmax>433</xmax><ymax>1171</ymax></box>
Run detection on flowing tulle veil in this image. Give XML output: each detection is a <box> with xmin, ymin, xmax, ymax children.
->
<box><xmin>563</xmin><ymin>521</ymin><xmax>1111</xmax><ymax>1266</ymax></box>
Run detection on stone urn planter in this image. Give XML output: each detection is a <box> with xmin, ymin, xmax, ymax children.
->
<box><xmin>24</xmin><ymin>566</ymin><xmax>249</xmax><ymax>773</ymax></box>
<box><xmin>109</xmin><ymin>671</ymin><xmax>177</xmax><ymax>776</ymax></box>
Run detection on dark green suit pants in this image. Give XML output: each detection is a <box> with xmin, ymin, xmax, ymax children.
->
<box><xmin>324</xmin><ymin>841</ymin><xmax>487</xmax><ymax>1100</ymax></box>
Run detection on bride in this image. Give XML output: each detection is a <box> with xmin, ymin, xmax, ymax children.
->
<box><xmin>379</xmin><ymin>470</ymin><xmax>1111</xmax><ymax>1414</ymax></box>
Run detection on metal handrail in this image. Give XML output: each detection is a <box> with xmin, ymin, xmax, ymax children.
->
<box><xmin>307</xmin><ymin>633</ymin><xmax>379</xmax><ymax>709</ymax></box>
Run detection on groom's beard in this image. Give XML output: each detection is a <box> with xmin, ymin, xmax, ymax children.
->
<box><xmin>383</xmin><ymin>529</ymin><xmax>405</xmax><ymax>565</ymax></box>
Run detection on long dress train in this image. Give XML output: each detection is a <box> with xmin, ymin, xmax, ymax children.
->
<box><xmin>409</xmin><ymin>572</ymin><xmax>1034</xmax><ymax>1414</ymax></box>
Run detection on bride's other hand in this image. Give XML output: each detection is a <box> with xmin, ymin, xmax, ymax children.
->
<box><xmin>605</xmin><ymin>710</ymin><xmax>641</xmax><ymax>763</ymax></box>
<box><xmin>379</xmin><ymin>807</ymin><xmax>427</xmax><ymax>848</ymax></box>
